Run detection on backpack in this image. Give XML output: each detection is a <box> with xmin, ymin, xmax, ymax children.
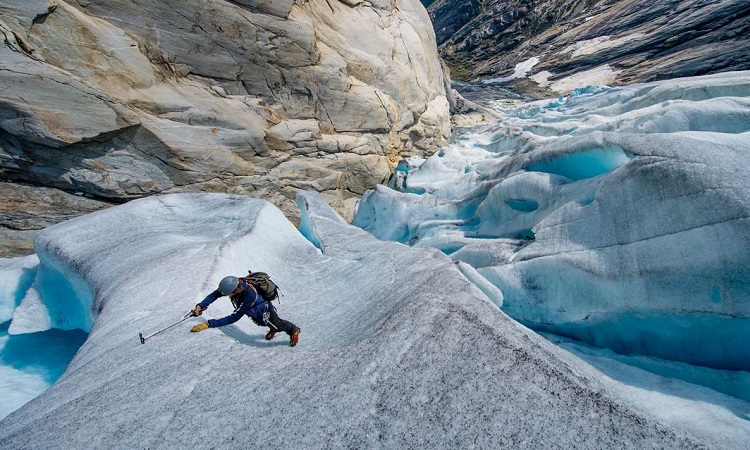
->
<box><xmin>240</xmin><ymin>271</ymin><xmax>279</xmax><ymax>302</ymax></box>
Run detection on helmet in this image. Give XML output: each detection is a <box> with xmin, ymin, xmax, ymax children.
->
<box><xmin>219</xmin><ymin>276</ymin><xmax>239</xmax><ymax>295</ymax></box>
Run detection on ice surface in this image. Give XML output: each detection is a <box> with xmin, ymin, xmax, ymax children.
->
<box><xmin>525</xmin><ymin>145</ymin><xmax>632</xmax><ymax>180</ymax></box>
<box><xmin>544</xmin><ymin>333</ymin><xmax>750</xmax><ymax>404</ymax></box>
<box><xmin>0</xmin><ymin>324</ymin><xmax>87</xmax><ymax>420</ymax></box>
<box><xmin>453</xmin><ymin>260</ymin><xmax>503</xmax><ymax>307</ymax></box>
<box><xmin>354</xmin><ymin>71</ymin><xmax>750</xmax><ymax>373</ymax></box>
<box><xmin>544</xmin><ymin>333</ymin><xmax>750</xmax><ymax>446</ymax></box>
<box><xmin>7</xmin><ymin>243</ymin><xmax>95</xmax><ymax>335</ymax></box>
<box><xmin>0</xmin><ymin>256</ymin><xmax>37</xmax><ymax>324</ymax></box>
<box><xmin>1</xmin><ymin>192</ymin><xmax>743</xmax><ymax>447</ymax></box>
<box><xmin>7</xmin><ymin>287</ymin><xmax>51</xmax><ymax>334</ymax></box>
<box><xmin>0</xmin><ymin>255</ymin><xmax>87</xmax><ymax>420</ymax></box>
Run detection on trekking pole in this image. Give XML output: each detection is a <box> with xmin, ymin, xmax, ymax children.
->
<box><xmin>139</xmin><ymin>311</ymin><xmax>194</xmax><ymax>344</ymax></box>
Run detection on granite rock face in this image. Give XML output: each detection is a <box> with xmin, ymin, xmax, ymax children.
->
<box><xmin>0</xmin><ymin>0</ymin><xmax>450</xmax><ymax>230</ymax></box>
<box><xmin>429</xmin><ymin>0</ymin><xmax>750</xmax><ymax>95</ymax></box>
<box><xmin>0</xmin><ymin>183</ymin><xmax>109</xmax><ymax>257</ymax></box>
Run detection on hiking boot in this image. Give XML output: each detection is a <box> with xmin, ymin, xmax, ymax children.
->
<box><xmin>265</xmin><ymin>330</ymin><xmax>276</xmax><ymax>341</ymax></box>
<box><xmin>289</xmin><ymin>328</ymin><xmax>300</xmax><ymax>347</ymax></box>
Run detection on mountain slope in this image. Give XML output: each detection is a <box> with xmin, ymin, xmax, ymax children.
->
<box><xmin>429</xmin><ymin>0</ymin><xmax>750</xmax><ymax>94</ymax></box>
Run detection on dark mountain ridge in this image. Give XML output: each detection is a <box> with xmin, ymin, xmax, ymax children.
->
<box><xmin>428</xmin><ymin>0</ymin><xmax>750</xmax><ymax>95</ymax></box>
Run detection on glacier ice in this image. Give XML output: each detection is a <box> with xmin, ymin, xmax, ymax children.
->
<box><xmin>0</xmin><ymin>256</ymin><xmax>37</xmax><ymax>324</ymax></box>
<box><xmin>2</xmin><ymin>192</ymin><xmax>747</xmax><ymax>447</ymax></box>
<box><xmin>545</xmin><ymin>333</ymin><xmax>750</xmax><ymax>404</ymax></box>
<box><xmin>0</xmin><ymin>324</ymin><xmax>87</xmax><ymax>420</ymax></box>
<box><xmin>353</xmin><ymin>71</ymin><xmax>750</xmax><ymax>373</ymax></box>
<box><xmin>0</xmin><ymin>255</ymin><xmax>88</xmax><ymax>420</ymax></box>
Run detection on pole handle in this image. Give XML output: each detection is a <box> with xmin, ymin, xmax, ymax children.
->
<box><xmin>139</xmin><ymin>314</ymin><xmax>193</xmax><ymax>344</ymax></box>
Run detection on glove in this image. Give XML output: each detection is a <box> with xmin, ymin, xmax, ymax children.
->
<box><xmin>192</xmin><ymin>304</ymin><xmax>203</xmax><ymax>317</ymax></box>
<box><xmin>191</xmin><ymin>321</ymin><xmax>209</xmax><ymax>332</ymax></box>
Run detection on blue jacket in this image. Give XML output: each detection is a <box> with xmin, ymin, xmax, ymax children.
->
<box><xmin>198</xmin><ymin>280</ymin><xmax>272</xmax><ymax>328</ymax></box>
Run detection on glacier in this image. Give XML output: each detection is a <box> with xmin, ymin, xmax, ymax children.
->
<box><xmin>354</xmin><ymin>71</ymin><xmax>750</xmax><ymax>377</ymax></box>
<box><xmin>1</xmin><ymin>191</ymin><xmax>748</xmax><ymax>447</ymax></box>
<box><xmin>1</xmin><ymin>70</ymin><xmax>750</xmax><ymax>446</ymax></box>
<box><xmin>0</xmin><ymin>255</ymin><xmax>88</xmax><ymax>419</ymax></box>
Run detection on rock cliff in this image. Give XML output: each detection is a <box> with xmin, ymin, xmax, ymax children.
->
<box><xmin>429</xmin><ymin>0</ymin><xmax>750</xmax><ymax>95</ymax></box>
<box><xmin>0</xmin><ymin>0</ymin><xmax>451</xmax><ymax>254</ymax></box>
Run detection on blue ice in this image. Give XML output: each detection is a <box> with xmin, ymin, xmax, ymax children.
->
<box><xmin>505</xmin><ymin>199</ymin><xmax>539</xmax><ymax>212</ymax></box>
<box><xmin>527</xmin><ymin>146</ymin><xmax>631</xmax><ymax>180</ymax></box>
<box><xmin>352</xmin><ymin>72</ymin><xmax>750</xmax><ymax>402</ymax></box>
<box><xmin>0</xmin><ymin>261</ymin><xmax>88</xmax><ymax>420</ymax></box>
<box><xmin>0</xmin><ymin>323</ymin><xmax>87</xmax><ymax>420</ymax></box>
<box><xmin>521</xmin><ymin>313</ymin><xmax>750</xmax><ymax>372</ymax></box>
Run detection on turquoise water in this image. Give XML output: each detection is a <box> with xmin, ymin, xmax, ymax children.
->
<box><xmin>0</xmin><ymin>321</ymin><xmax>87</xmax><ymax>419</ymax></box>
<box><xmin>528</xmin><ymin>146</ymin><xmax>632</xmax><ymax>180</ymax></box>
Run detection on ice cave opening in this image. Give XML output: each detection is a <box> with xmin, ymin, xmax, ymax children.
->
<box><xmin>526</xmin><ymin>146</ymin><xmax>632</xmax><ymax>180</ymax></box>
<box><xmin>0</xmin><ymin>257</ymin><xmax>91</xmax><ymax>420</ymax></box>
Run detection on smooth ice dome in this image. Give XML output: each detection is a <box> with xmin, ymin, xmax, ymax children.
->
<box><xmin>354</xmin><ymin>71</ymin><xmax>750</xmax><ymax>373</ymax></box>
<box><xmin>2</xmin><ymin>192</ymin><xmax>748</xmax><ymax>447</ymax></box>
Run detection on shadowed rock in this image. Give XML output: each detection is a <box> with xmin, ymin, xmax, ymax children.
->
<box><xmin>428</xmin><ymin>0</ymin><xmax>750</xmax><ymax>95</ymax></box>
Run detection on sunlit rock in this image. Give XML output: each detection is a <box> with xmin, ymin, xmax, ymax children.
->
<box><xmin>0</xmin><ymin>0</ymin><xmax>450</xmax><ymax>225</ymax></box>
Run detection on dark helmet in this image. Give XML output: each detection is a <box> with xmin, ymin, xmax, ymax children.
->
<box><xmin>219</xmin><ymin>276</ymin><xmax>239</xmax><ymax>295</ymax></box>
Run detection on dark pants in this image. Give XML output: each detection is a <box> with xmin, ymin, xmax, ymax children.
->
<box><xmin>266</xmin><ymin>306</ymin><xmax>297</xmax><ymax>336</ymax></box>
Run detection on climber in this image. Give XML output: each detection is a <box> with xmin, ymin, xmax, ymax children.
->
<box><xmin>189</xmin><ymin>275</ymin><xmax>300</xmax><ymax>347</ymax></box>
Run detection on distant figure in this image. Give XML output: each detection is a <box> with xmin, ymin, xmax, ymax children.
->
<box><xmin>190</xmin><ymin>275</ymin><xmax>300</xmax><ymax>347</ymax></box>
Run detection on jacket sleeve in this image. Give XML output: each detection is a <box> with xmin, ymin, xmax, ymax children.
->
<box><xmin>198</xmin><ymin>290</ymin><xmax>222</xmax><ymax>310</ymax></box>
<box><xmin>207</xmin><ymin>299</ymin><xmax>254</xmax><ymax>328</ymax></box>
